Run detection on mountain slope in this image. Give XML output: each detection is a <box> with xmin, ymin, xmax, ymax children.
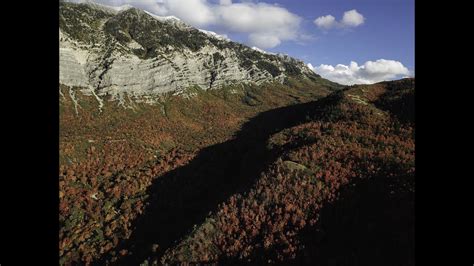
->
<box><xmin>59</xmin><ymin>77</ymin><xmax>414</xmax><ymax>265</ymax></box>
<box><xmin>58</xmin><ymin>2</ymin><xmax>416</xmax><ymax>266</ymax></box>
<box><xmin>59</xmin><ymin>70</ymin><xmax>339</xmax><ymax>265</ymax></box>
<box><xmin>59</xmin><ymin>1</ymin><xmax>328</xmax><ymax>102</ymax></box>
<box><xmin>154</xmin><ymin>78</ymin><xmax>415</xmax><ymax>265</ymax></box>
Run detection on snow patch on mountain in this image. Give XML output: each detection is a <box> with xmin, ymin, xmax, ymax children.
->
<box><xmin>198</xmin><ymin>29</ymin><xmax>230</xmax><ymax>42</ymax></box>
<box><xmin>251</xmin><ymin>47</ymin><xmax>266</xmax><ymax>54</ymax></box>
<box><xmin>143</xmin><ymin>10</ymin><xmax>181</xmax><ymax>22</ymax></box>
<box><xmin>251</xmin><ymin>46</ymin><xmax>278</xmax><ymax>56</ymax></box>
<box><xmin>71</xmin><ymin>0</ymin><xmax>133</xmax><ymax>14</ymax></box>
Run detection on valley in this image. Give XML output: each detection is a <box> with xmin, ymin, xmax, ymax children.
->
<box><xmin>59</xmin><ymin>2</ymin><xmax>414</xmax><ymax>265</ymax></box>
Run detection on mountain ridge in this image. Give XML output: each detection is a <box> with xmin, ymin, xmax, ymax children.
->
<box><xmin>59</xmin><ymin>1</ymin><xmax>330</xmax><ymax>106</ymax></box>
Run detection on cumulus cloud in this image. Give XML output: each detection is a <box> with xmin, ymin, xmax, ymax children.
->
<box><xmin>219</xmin><ymin>0</ymin><xmax>232</xmax><ymax>6</ymax></box>
<box><xmin>314</xmin><ymin>15</ymin><xmax>336</xmax><ymax>29</ymax></box>
<box><xmin>215</xmin><ymin>2</ymin><xmax>301</xmax><ymax>48</ymax></box>
<box><xmin>163</xmin><ymin>0</ymin><xmax>218</xmax><ymax>26</ymax></box>
<box><xmin>341</xmin><ymin>9</ymin><xmax>365</xmax><ymax>27</ymax></box>
<box><xmin>308</xmin><ymin>59</ymin><xmax>411</xmax><ymax>85</ymax></box>
<box><xmin>75</xmin><ymin>0</ymin><xmax>303</xmax><ymax>49</ymax></box>
<box><xmin>314</xmin><ymin>9</ymin><xmax>365</xmax><ymax>30</ymax></box>
<box><xmin>249</xmin><ymin>34</ymin><xmax>282</xmax><ymax>49</ymax></box>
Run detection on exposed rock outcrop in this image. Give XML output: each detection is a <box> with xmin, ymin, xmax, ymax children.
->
<box><xmin>59</xmin><ymin>2</ymin><xmax>321</xmax><ymax>101</ymax></box>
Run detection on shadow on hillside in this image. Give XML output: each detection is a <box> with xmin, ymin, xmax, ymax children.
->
<box><xmin>95</xmin><ymin>99</ymin><xmax>326</xmax><ymax>265</ymax></box>
<box><xmin>290</xmin><ymin>174</ymin><xmax>415</xmax><ymax>266</ymax></box>
<box><xmin>95</xmin><ymin>88</ymin><xmax>415</xmax><ymax>265</ymax></box>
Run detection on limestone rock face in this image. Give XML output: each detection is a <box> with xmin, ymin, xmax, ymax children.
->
<box><xmin>59</xmin><ymin>47</ymin><xmax>90</xmax><ymax>88</ymax></box>
<box><xmin>59</xmin><ymin>1</ymin><xmax>320</xmax><ymax>100</ymax></box>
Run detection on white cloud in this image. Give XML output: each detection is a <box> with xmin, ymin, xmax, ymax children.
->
<box><xmin>219</xmin><ymin>0</ymin><xmax>232</xmax><ymax>6</ymax></box>
<box><xmin>341</xmin><ymin>9</ymin><xmax>365</xmax><ymax>27</ymax></box>
<box><xmin>156</xmin><ymin>0</ymin><xmax>219</xmax><ymax>26</ymax></box>
<box><xmin>314</xmin><ymin>9</ymin><xmax>365</xmax><ymax>30</ymax></box>
<box><xmin>71</xmin><ymin>0</ymin><xmax>167</xmax><ymax>16</ymax></box>
<box><xmin>314</xmin><ymin>15</ymin><xmax>336</xmax><ymax>29</ymax></box>
<box><xmin>216</xmin><ymin>2</ymin><xmax>301</xmax><ymax>48</ymax></box>
<box><xmin>77</xmin><ymin>0</ymin><xmax>303</xmax><ymax>49</ymax></box>
<box><xmin>308</xmin><ymin>59</ymin><xmax>411</xmax><ymax>85</ymax></box>
<box><xmin>249</xmin><ymin>34</ymin><xmax>281</xmax><ymax>49</ymax></box>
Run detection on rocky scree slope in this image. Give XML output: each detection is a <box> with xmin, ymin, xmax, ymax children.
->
<box><xmin>59</xmin><ymin>1</ymin><xmax>322</xmax><ymax>104</ymax></box>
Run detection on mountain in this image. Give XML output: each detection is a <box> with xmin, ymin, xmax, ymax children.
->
<box><xmin>59</xmin><ymin>2</ymin><xmax>414</xmax><ymax>265</ymax></box>
<box><xmin>59</xmin><ymin>3</ymin><xmax>343</xmax><ymax>265</ymax></box>
<box><xmin>59</xmin><ymin>1</ymin><xmax>327</xmax><ymax>105</ymax></box>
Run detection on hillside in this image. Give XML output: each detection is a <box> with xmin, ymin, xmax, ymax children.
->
<box><xmin>59</xmin><ymin>2</ymin><xmax>413</xmax><ymax>265</ymax></box>
<box><xmin>60</xmin><ymin>75</ymin><xmax>414</xmax><ymax>264</ymax></box>
<box><xmin>59</xmin><ymin>4</ymin><xmax>343</xmax><ymax>264</ymax></box>
<box><xmin>146</xmin><ymin>78</ymin><xmax>415</xmax><ymax>265</ymax></box>
<box><xmin>59</xmin><ymin>79</ymin><xmax>339</xmax><ymax>264</ymax></box>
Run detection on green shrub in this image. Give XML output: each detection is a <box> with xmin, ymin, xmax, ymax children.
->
<box><xmin>257</xmin><ymin>61</ymin><xmax>281</xmax><ymax>77</ymax></box>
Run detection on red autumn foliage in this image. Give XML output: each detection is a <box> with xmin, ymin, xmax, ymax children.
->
<box><xmin>160</xmin><ymin>79</ymin><xmax>414</xmax><ymax>264</ymax></box>
<box><xmin>59</xmin><ymin>79</ymin><xmax>414</xmax><ymax>265</ymax></box>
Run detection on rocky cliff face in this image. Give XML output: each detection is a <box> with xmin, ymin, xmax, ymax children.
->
<box><xmin>59</xmin><ymin>2</ymin><xmax>321</xmax><ymax>102</ymax></box>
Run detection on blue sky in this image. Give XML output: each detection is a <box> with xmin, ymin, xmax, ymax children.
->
<box><xmin>206</xmin><ymin>0</ymin><xmax>415</xmax><ymax>84</ymax></box>
<box><xmin>259</xmin><ymin>0</ymin><xmax>414</xmax><ymax>70</ymax></box>
<box><xmin>72</xmin><ymin>0</ymin><xmax>414</xmax><ymax>84</ymax></box>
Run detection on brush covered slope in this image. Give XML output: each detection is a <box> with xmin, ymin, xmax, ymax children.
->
<box><xmin>153</xmin><ymin>78</ymin><xmax>415</xmax><ymax>265</ymax></box>
<box><xmin>60</xmin><ymin>79</ymin><xmax>413</xmax><ymax>265</ymax></box>
<box><xmin>59</xmin><ymin>2</ymin><xmax>412</xmax><ymax>265</ymax></box>
<box><xmin>59</xmin><ymin>2</ymin><xmax>343</xmax><ymax>265</ymax></box>
<box><xmin>59</xmin><ymin>79</ymin><xmax>340</xmax><ymax>265</ymax></box>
